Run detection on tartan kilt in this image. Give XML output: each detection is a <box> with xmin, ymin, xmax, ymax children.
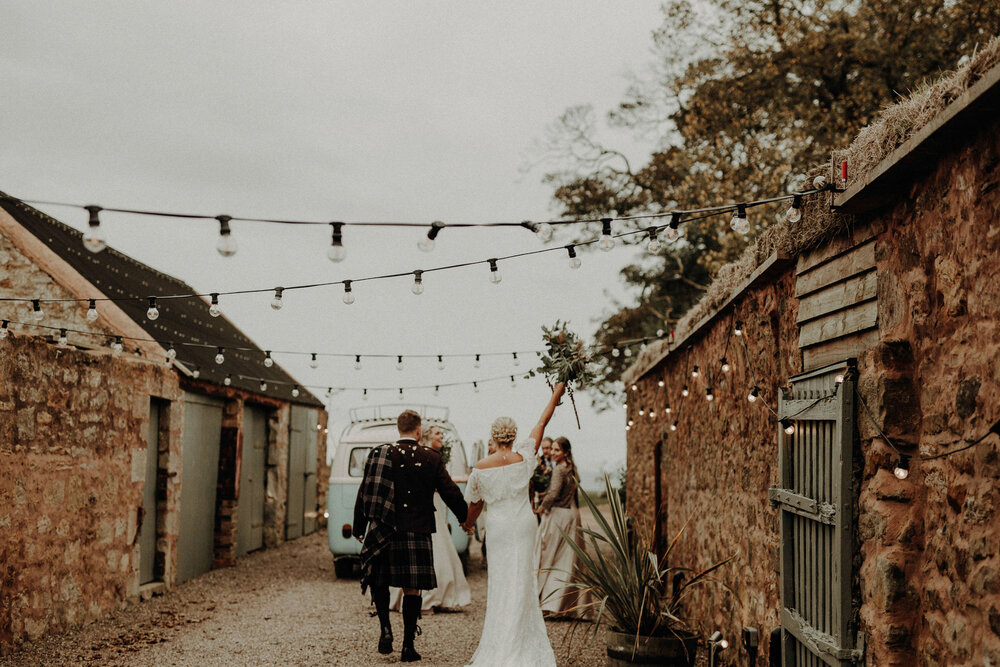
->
<box><xmin>371</xmin><ymin>531</ymin><xmax>436</xmax><ymax>590</ymax></box>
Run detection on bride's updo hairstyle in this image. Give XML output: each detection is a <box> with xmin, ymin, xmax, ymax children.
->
<box><xmin>490</xmin><ymin>417</ymin><xmax>517</xmax><ymax>447</ymax></box>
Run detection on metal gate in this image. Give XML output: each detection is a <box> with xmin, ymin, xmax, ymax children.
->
<box><xmin>237</xmin><ymin>405</ymin><xmax>268</xmax><ymax>556</ymax></box>
<box><xmin>139</xmin><ymin>398</ymin><xmax>163</xmax><ymax>584</ymax></box>
<box><xmin>177</xmin><ymin>392</ymin><xmax>224</xmax><ymax>583</ymax></box>
<box><xmin>286</xmin><ymin>406</ymin><xmax>318</xmax><ymax>539</ymax></box>
<box><xmin>769</xmin><ymin>362</ymin><xmax>864</xmax><ymax>665</ymax></box>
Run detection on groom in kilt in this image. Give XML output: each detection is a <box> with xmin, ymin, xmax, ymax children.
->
<box><xmin>354</xmin><ymin>409</ymin><xmax>468</xmax><ymax>662</ymax></box>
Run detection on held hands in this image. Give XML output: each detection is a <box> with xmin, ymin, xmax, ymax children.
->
<box><xmin>460</xmin><ymin>522</ymin><xmax>475</xmax><ymax>535</ymax></box>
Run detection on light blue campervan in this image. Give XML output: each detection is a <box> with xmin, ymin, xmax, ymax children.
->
<box><xmin>327</xmin><ymin>405</ymin><xmax>471</xmax><ymax>578</ymax></box>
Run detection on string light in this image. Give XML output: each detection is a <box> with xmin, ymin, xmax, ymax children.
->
<box><xmin>30</xmin><ymin>299</ymin><xmax>44</xmax><ymax>321</ymax></box>
<box><xmin>146</xmin><ymin>297</ymin><xmax>159</xmax><ymax>321</ymax></box>
<box><xmin>670</xmin><ymin>421</ymin><xmax>678</xmax><ymax>431</ymax></box>
<box><xmin>730</xmin><ymin>204</ymin><xmax>750</xmax><ymax>235</ymax></box>
<box><xmin>86</xmin><ymin>299</ymin><xmax>98</xmax><ymax>322</ymax></box>
<box><xmin>512</xmin><ymin>352</ymin><xmax>520</xmax><ymax>367</ymax></box>
<box><xmin>657</xmin><ymin>380</ymin><xmax>665</xmax><ymax>388</ymax></box>
<box><xmin>419</xmin><ymin>221</ymin><xmax>444</xmax><ymax>252</ymax></box>
<box><xmin>209</xmin><ymin>293</ymin><xmax>221</xmax><ymax>317</ymax></box>
<box><xmin>0</xmin><ymin>320</ymin><xmax>8</xmax><ymax>339</ymax></box>
<box><xmin>666</xmin><ymin>212</ymin><xmax>681</xmax><ymax>241</ymax></box>
<box><xmin>271</xmin><ymin>287</ymin><xmax>284</xmax><ymax>310</ymax></box>
<box><xmin>623</xmin><ymin>347</ymin><xmax>632</xmax><ymax>358</ymax></box>
<box><xmin>706</xmin><ymin>387</ymin><xmax>714</xmax><ymax>402</ymax></box>
<box><xmin>259</xmin><ymin>380</ymin><xmax>268</xmax><ymax>392</ymax></box>
<box><xmin>638</xmin><ymin>407</ymin><xmax>645</xmax><ymax>416</ymax></box>
<box><xmin>893</xmin><ymin>454</ymin><xmax>910</xmax><ymax>480</ymax></box>
<box><xmin>437</xmin><ymin>355</ymin><xmax>445</xmax><ymax>370</ymax></box>
<box><xmin>813</xmin><ymin>174</ymin><xmax>827</xmax><ymax>189</ymax></box>
<box><xmin>721</xmin><ymin>357</ymin><xmax>730</xmax><ymax>373</ymax></box>
<box><xmin>510</xmin><ymin>375</ymin><xmax>517</xmax><ymax>388</ymax></box>
<box><xmin>681</xmin><ymin>385</ymin><xmax>689</xmax><ymax>397</ymax></box>
<box><xmin>734</xmin><ymin>321</ymin><xmax>743</xmax><ymax>336</ymax></box>
<box><xmin>665</xmin><ymin>404</ymin><xmax>672</xmax><ymax>414</ymax></box>
<box><xmin>786</xmin><ymin>194</ymin><xmax>803</xmax><ymax>223</ymax></box>
<box><xmin>215</xmin><ymin>347</ymin><xmax>225</xmax><ymax>364</ymax></box>
<box><xmin>631</xmin><ymin>384</ymin><xmax>638</xmax><ymax>392</ymax></box>
<box><xmin>310</xmin><ymin>353</ymin><xmax>319</xmax><ymax>369</ymax></box>
<box><xmin>57</xmin><ymin>329</ymin><xmax>68</xmax><ymax>346</ymax></box>
<box><xmin>835</xmin><ymin>373</ymin><xmax>845</xmax><ymax>384</ymax></box>
<box><xmin>224</xmin><ymin>374</ymin><xmax>232</xmax><ymax>386</ymax></box>
<box><xmin>598</xmin><ymin>218</ymin><xmax>615</xmax><ymax>251</ymax></box>
<box><xmin>327</xmin><ymin>222</ymin><xmax>346</xmax><ymax>262</ymax></box>
<box><xmin>781</xmin><ymin>419</ymin><xmax>796</xmax><ymax>435</ymax></box>
<box><xmin>342</xmin><ymin>281</ymin><xmax>355</xmax><ymax>305</ymax></box>
<box><xmin>474</xmin><ymin>354</ymin><xmax>481</xmax><ymax>369</ymax></box>
<box><xmin>488</xmin><ymin>259</ymin><xmax>502</xmax><ymax>284</ymax></box>
<box><xmin>263</xmin><ymin>350</ymin><xmax>274</xmax><ymax>367</ymax></box>
<box><xmin>291</xmin><ymin>385</ymin><xmax>300</xmax><ymax>398</ymax></box>
<box><xmin>473</xmin><ymin>381</ymin><xmax>479</xmax><ymax>393</ymax></box>
<box><xmin>191</xmin><ymin>366</ymin><xmax>200</xmax><ymax>379</ymax></box>
<box><xmin>83</xmin><ymin>205</ymin><xmax>106</xmax><ymax>253</ymax></box>
<box><xmin>166</xmin><ymin>343</ymin><xmax>176</xmax><ymax>359</ymax></box>
<box><xmin>691</xmin><ymin>365</ymin><xmax>699</xmax><ymax>378</ymax></box>
<box><xmin>411</xmin><ymin>270</ymin><xmax>424</xmax><ymax>295</ymax></box>
<box><xmin>399</xmin><ymin>388</ymin><xmax>404</xmax><ymax>398</ymax></box>
<box><xmin>362</xmin><ymin>388</ymin><xmax>368</xmax><ymax>401</ymax></box>
<box><xmin>396</xmin><ymin>355</ymin><xmax>404</xmax><ymax>371</ymax></box>
<box><xmin>433</xmin><ymin>385</ymin><xmax>439</xmax><ymax>396</ymax></box>
<box><xmin>748</xmin><ymin>386</ymin><xmax>760</xmax><ymax>402</ymax></box>
<box><xmin>521</xmin><ymin>220</ymin><xmax>554</xmax><ymax>243</ymax></box>
<box><xmin>216</xmin><ymin>215</ymin><xmax>237</xmax><ymax>257</ymax></box>
<box><xmin>648</xmin><ymin>409</ymin><xmax>656</xmax><ymax>419</ymax></box>
<box><xmin>645</xmin><ymin>226</ymin><xmax>661</xmax><ymax>253</ymax></box>
<box><xmin>611</xmin><ymin>347</ymin><xmax>620</xmax><ymax>357</ymax></box>
<box><xmin>566</xmin><ymin>245</ymin><xmax>582</xmax><ymax>269</ymax></box>
<box><xmin>354</xmin><ymin>355</ymin><xmax>362</xmax><ymax>370</ymax></box>
<box><xmin>112</xmin><ymin>336</ymin><xmax>124</xmax><ymax>353</ymax></box>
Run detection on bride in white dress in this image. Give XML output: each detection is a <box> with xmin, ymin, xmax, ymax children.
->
<box><xmin>460</xmin><ymin>383</ymin><xmax>565</xmax><ymax>667</ymax></box>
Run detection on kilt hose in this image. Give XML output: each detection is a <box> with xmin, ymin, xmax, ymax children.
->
<box><xmin>370</xmin><ymin>531</ymin><xmax>436</xmax><ymax>591</ymax></box>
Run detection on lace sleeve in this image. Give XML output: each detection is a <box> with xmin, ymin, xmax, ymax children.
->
<box><xmin>464</xmin><ymin>468</ymin><xmax>483</xmax><ymax>504</ymax></box>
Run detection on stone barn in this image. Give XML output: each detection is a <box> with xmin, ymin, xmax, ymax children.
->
<box><xmin>622</xmin><ymin>49</ymin><xmax>1000</xmax><ymax>664</ymax></box>
<box><xmin>0</xmin><ymin>197</ymin><xmax>330</xmax><ymax>652</ymax></box>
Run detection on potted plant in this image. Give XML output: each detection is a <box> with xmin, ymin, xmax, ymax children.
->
<box><xmin>558</xmin><ymin>475</ymin><xmax>732</xmax><ymax>666</ymax></box>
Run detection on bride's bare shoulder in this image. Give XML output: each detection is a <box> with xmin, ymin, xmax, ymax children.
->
<box><xmin>475</xmin><ymin>452</ymin><xmax>524</xmax><ymax>470</ymax></box>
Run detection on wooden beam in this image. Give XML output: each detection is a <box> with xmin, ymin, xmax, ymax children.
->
<box><xmin>801</xmin><ymin>329</ymin><xmax>880</xmax><ymax>371</ymax></box>
<box><xmin>795</xmin><ymin>241</ymin><xmax>876</xmax><ymax>298</ymax></box>
<box><xmin>797</xmin><ymin>271</ymin><xmax>877</xmax><ymax>324</ymax></box>
<box><xmin>798</xmin><ymin>300</ymin><xmax>877</xmax><ymax>348</ymax></box>
<box><xmin>780</xmin><ymin>396</ymin><xmax>841</xmax><ymax>422</ymax></box>
<box><xmin>796</xmin><ymin>223</ymin><xmax>879</xmax><ymax>275</ymax></box>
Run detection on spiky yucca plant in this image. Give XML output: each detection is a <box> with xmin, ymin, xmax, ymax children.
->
<box><xmin>558</xmin><ymin>475</ymin><xmax>732</xmax><ymax>640</ymax></box>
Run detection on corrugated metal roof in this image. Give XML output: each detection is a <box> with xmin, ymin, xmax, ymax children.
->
<box><xmin>0</xmin><ymin>193</ymin><xmax>322</xmax><ymax>407</ymax></box>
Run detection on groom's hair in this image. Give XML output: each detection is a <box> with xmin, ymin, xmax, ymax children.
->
<box><xmin>397</xmin><ymin>409</ymin><xmax>422</xmax><ymax>435</ymax></box>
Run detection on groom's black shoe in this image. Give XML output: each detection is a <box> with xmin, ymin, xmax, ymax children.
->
<box><xmin>378</xmin><ymin>625</ymin><xmax>393</xmax><ymax>655</ymax></box>
<box><xmin>400</xmin><ymin>645</ymin><xmax>421</xmax><ymax>662</ymax></box>
<box><xmin>401</xmin><ymin>594</ymin><xmax>423</xmax><ymax>662</ymax></box>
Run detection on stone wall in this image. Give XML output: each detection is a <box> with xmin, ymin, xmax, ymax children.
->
<box><xmin>0</xmin><ymin>335</ymin><xmax>181</xmax><ymax>653</ymax></box>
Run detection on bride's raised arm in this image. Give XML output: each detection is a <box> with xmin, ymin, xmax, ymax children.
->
<box><xmin>528</xmin><ymin>382</ymin><xmax>566</xmax><ymax>452</ymax></box>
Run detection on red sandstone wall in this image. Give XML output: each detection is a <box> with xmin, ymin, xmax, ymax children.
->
<box><xmin>0</xmin><ymin>335</ymin><xmax>181</xmax><ymax>652</ymax></box>
<box><xmin>855</xmin><ymin>120</ymin><xmax>1000</xmax><ymax>665</ymax></box>
<box><xmin>626</xmin><ymin>268</ymin><xmax>802</xmax><ymax>662</ymax></box>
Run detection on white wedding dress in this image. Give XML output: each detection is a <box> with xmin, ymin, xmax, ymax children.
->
<box><xmin>464</xmin><ymin>439</ymin><xmax>556</xmax><ymax>667</ymax></box>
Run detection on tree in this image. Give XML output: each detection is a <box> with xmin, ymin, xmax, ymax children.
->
<box><xmin>532</xmin><ymin>0</ymin><xmax>1000</xmax><ymax>404</ymax></box>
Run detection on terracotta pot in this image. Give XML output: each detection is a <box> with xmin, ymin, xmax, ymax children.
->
<box><xmin>605</xmin><ymin>630</ymin><xmax>699</xmax><ymax>666</ymax></box>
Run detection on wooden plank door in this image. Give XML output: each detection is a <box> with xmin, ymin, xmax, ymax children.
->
<box><xmin>177</xmin><ymin>393</ymin><xmax>224</xmax><ymax>583</ymax></box>
<box><xmin>285</xmin><ymin>406</ymin><xmax>311</xmax><ymax>540</ymax></box>
<box><xmin>237</xmin><ymin>405</ymin><xmax>268</xmax><ymax>556</ymax></box>
<box><xmin>770</xmin><ymin>362</ymin><xmax>864</xmax><ymax>665</ymax></box>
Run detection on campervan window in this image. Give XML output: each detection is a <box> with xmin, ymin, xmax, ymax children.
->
<box><xmin>348</xmin><ymin>447</ymin><xmax>371</xmax><ymax>477</ymax></box>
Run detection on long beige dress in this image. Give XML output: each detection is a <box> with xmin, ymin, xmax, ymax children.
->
<box><xmin>534</xmin><ymin>462</ymin><xmax>588</xmax><ymax>617</ymax></box>
<box><xmin>389</xmin><ymin>492</ymin><xmax>472</xmax><ymax>611</ymax></box>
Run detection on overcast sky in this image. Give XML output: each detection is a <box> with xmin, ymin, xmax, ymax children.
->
<box><xmin>1</xmin><ymin>1</ymin><xmax>664</xmax><ymax>488</ymax></box>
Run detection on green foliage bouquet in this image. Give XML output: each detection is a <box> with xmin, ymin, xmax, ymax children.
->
<box><xmin>529</xmin><ymin>321</ymin><xmax>596</xmax><ymax>428</ymax></box>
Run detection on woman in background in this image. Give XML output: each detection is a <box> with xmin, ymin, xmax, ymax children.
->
<box><xmin>390</xmin><ymin>424</ymin><xmax>472</xmax><ymax>613</ymax></box>
<box><xmin>534</xmin><ymin>436</ymin><xmax>587</xmax><ymax>617</ymax></box>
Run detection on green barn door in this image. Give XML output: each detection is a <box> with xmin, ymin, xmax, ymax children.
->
<box><xmin>286</xmin><ymin>406</ymin><xmax>316</xmax><ymax>539</ymax></box>
<box><xmin>237</xmin><ymin>405</ymin><xmax>268</xmax><ymax>556</ymax></box>
<box><xmin>177</xmin><ymin>393</ymin><xmax>224</xmax><ymax>583</ymax></box>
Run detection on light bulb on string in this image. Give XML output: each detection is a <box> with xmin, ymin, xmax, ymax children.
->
<box><xmin>310</xmin><ymin>353</ymin><xmax>319</xmax><ymax>369</ymax></box>
<box><xmin>146</xmin><ymin>297</ymin><xmax>159</xmax><ymax>321</ymax></box>
<box><xmin>399</xmin><ymin>388</ymin><xmax>404</xmax><ymax>398</ymax></box>
<box><xmin>835</xmin><ymin>373</ymin><xmax>845</xmax><ymax>384</ymax></box>
<box><xmin>259</xmin><ymin>380</ymin><xmax>268</xmax><ymax>392</ymax></box>
<box><xmin>812</xmin><ymin>174</ymin><xmax>827</xmax><ymax>189</ymax></box>
<box><xmin>86</xmin><ymin>299</ymin><xmax>99</xmax><ymax>322</ymax></box>
<box><xmin>748</xmin><ymin>386</ymin><xmax>760</xmax><ymax>402</ymax></box>
<box><xmin>291</xmin><ymin>385</ymin><xmax>300</xmax><ymax>398</ymax></box>
<box><xmin>665</xmin><ymin>404</ymin><xmax>672</xmax><ymax>414</ymax></box>
<box><xmin>638</xmin><ymin>407</ymin><xmax>645</xmax><ymax>416</ymax></box>
<box><xmin>681</xmin><ymin>385</ymin><xmax>689</xmax><ymax>397</ymax></box>
<box><xmin>264</xmin><ymin>351</ymin><xmax>274</xmax><ymax>367</ymax></box>
<box><xmin>781</xmin><ymin>419</ymin><xmax>796</xmax><ymax>435</ymax></box>
<box><xmin>342</xmin><ymin>281</ymin><xmax>355</xmax><ymax>305</ymax></box>
<box><xmin>734</xmin><ymin>321</ymin><xmax>743</xmax><ymax>337</ymax></box>
<box><xmin>521</xmin><ymin>220</ymin><xmax>554</xmax><ymax>243</ymax></box>
<box><xmin>670</xmin><ymin>421</ymin><xmax>678</xmax><ymax>432</ymax></box>
<box><xmin>58</xmin><ymin>329</ymin><xmax>68</xmax><ymax>346</ymax></box>
<box><xmin>474</xmin><ymin>354</ymin><xmax>481</xmax><ymax>369</ymax></box>
<box><xmin>598</xmin><ymin>218</ymin><xmax>615</xmax><ymax>251</ymax></box>
<box><xmin>191</xmin><ymin>366</ymin><xmax>200</xmax><ymax>379</ymax></box>
<box><xmin>32</xmin><ymin>299</ymin><xmax>43</xmax><ymax>321</ymax></box>
<box><xmin>645</xmin><ymin>226</ymin><xmax>661</xmax><ymax>253</ymax></box>
<box><xmin>611</xmin><ymin>347</ymin><xmax>620</xmax><ymax>358</ymax></box>
<box><xmin>666</xmin><ymin>212</ymin><xmax>682</xmax><ymax>241</ymax></box>
<box><xmin>215</xmin><ymin>347</ymin><xmax>225</xmax><ymax>365</ymax></box>
<box><xmin>474</xmin><ymin>382</ymin><xmax>480</xmax><ymax>393</ymax></box>
<box><xmin>721</xmin><ymin>357</ymin><xmax>730</xmax><ymax>373</ymax></box>
<box><xmin>325</xmin><ymin>388</ymin><xmax>333</xmax><ymax>399</ymax></box>
<box><xmin>488</xmin><ymin>259</ymin><xmax>502</xmax><ymax>284</ymax></box>
<box><xmin>786</xmin><ymin>194</ymin><xmax>803</xmax><ymax>223</ymax></box>
<box><xmin>627</xmin><ymin>419</ymin><xmax>634</xmax><ymax>427</ymax></box>
<box><xmin>419</xmin><ymin>221</ymin><xmax>444</xmax><ymax>252</ymax></box>
<box><xmin>893</xmin><ymin>454</ymin><xmax>910</xmax><ymax>480</ymax></box>
<box><xmin>224</xmin><ymin>374</ymin><xmax>232</xmax><ymax>386</ymax></box>
<box><xmin>691</xmin><ymin>365</ymin><xmax>699</xmax><ymax>378</ymax></box>
<box><xmin>396</xmin><ymin>355</ymin><xmax>404</xmax><ymax>371</ymax></box>
<box><xmin>648</xmin><ymin>409</ymin><xmax>656</xmax><ymax>419</ymax></box>
<box><xmin>510</xmin><ymin>375</ymin><xmax>517</xmax><ymax>388</ymax></box>
<box><xmin>112</xmin><ymin>336</ymin><xmax>124</xmax><ymax>353</ymax></box>
<box><xmin>166</xmin><ymin>343</ymin><xmax>176</xmax><ymax>360</ymax></box>
<box><xmin>82</xmin><ymin>205</ymin><xmax>106</xmax><ymax>253</ymax></box>
<box><xmin>215</xmin><ymin>215</ymin><xmax>237</xmax><ymax>257</ymax></box>
<box><xmin>354</xmin><ymin>355</ymin><xmax>362</xmax><ymax>371</ymax></box>
<box><xmin>730</xmin><ymin>204</ymin><xmax>750</xmax><ymax>235</ymax></box>
<box><xmin>271</xmin><ymin>287</ymin><xmax>284</xmax><ymax>311</ymax></box>
<box><xmin>362</xmin><ymin>388</ymin><xmax>368</xmax><ymax>401</ymax></box>
<box><xmin>209</xmin><ymin>293</ymin><xmax>221</xmax><ymax>317</ymax></box>
<box><xmin>327</xmin><ymin>222</ymin><xmax>346</xmax><ymax>262</ymax></box>
<box><xmin>0</xmin><ymin>320</ymin><xmax>9</xmax><ymax>339</ymax></box>
<box><xmin>566</xmin><ymin>245</ymin><xmax>582</xmax><ymax>269</ymax></box>
<box><xmin>411</xmin><ymin>270</ymin><xmax>424</xmax><ymax>295</ymax></box>
<box><xmin>706</xmin><ymin>387</ymin><xmax>714</xmax><ymax>402</ymax></box>
<box><xmin>657</xmin><ymin>380</ymin><xmax>665</xmax><ymax>388</ymax></box>
<box><xmin>512</xmin><ymin>352</ymin><xmax>520</xmax><ymax>367</ymax></box>
<box><xmin>631</xmin><ymin>384</ymin><xmax>638</xmax><ymax>392</ymax></box>
<box><xmin>623</xmin><ymin>347</ymin><xmax>632</xmax><ymax>358</ymax></box>
<box><xmin>433</xmin><ymin>386</ymin><xmax>440</xmax><ymax>396</ymax></box>
<box><xmin>437</xmin><ymin>355</ymin><xmax>444</xmax><ymax>371</ymax></box>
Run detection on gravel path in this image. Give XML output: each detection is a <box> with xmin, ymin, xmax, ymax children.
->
<box><xmin>3</xmin><ymin>532</ymin><xmax>611</xmax><ymax>666</ymax></box>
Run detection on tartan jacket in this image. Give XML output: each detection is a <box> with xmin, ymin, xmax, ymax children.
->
<box><xmin>352</xmin><ymin>444</ymin><xmax>395</xmax><ymax>594</ymax></box>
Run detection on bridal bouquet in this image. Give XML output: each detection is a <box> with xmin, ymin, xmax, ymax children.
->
<box><xmin>529</xmin><ymin>321</ymin><xmax>596</xmax><ymax>429</ymax></box>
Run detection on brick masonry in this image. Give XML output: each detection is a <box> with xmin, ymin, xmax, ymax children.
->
<box><xmin>626</xmin><ymin>112</ymin><xmax>1000</xmax><ymax>663</ymax></box>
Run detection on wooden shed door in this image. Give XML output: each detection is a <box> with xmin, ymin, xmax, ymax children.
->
<box><xmin>177</xmin><ymin>393</ymin><xmax>224</xmax><ymax>583</ymax></box>
<box><xmin>139</xmin><ymin>399</ymin><xmax>162</xmax><ymax>584</ymax></box>
<box><xmin>286</xmin><ymin>406</ymin><xmax>317</xmax><ymax>539</ymax></box>
<box><xmin>237</xmin><ymin>405</ymin><xmax>268</xmax><ymax>556</ymax></box>
<box><xmin>770</xmin><ymin>362</ymin><xmax>864</xmax><ymax>665</ymax></box>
